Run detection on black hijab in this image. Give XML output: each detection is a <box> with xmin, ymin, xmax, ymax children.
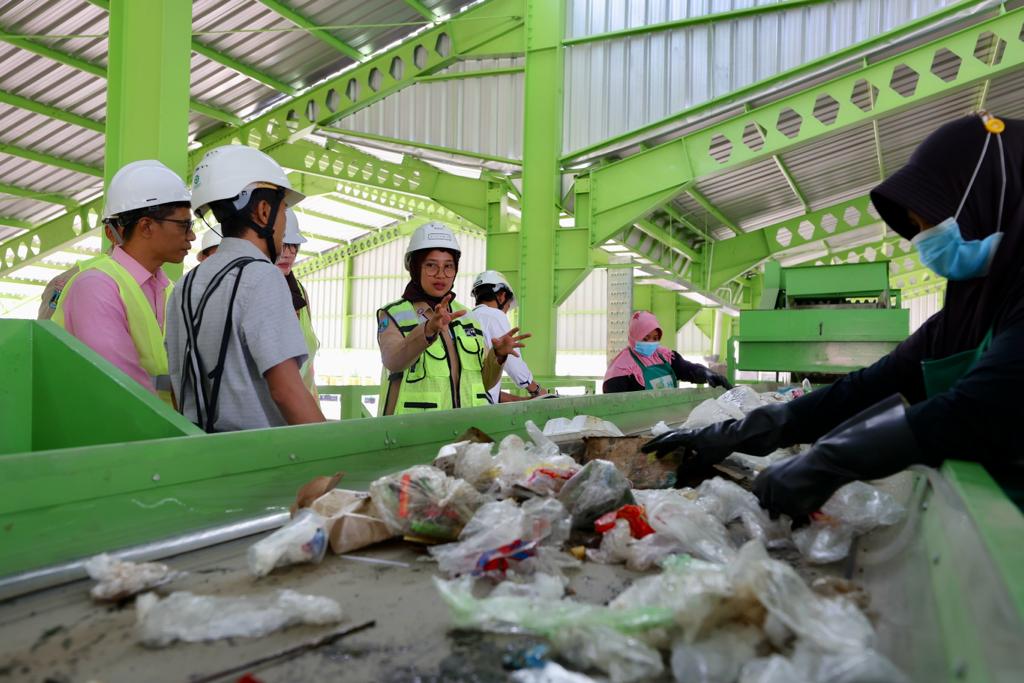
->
<box><xmin>871</xmin><ymin>115</ymin><xmax>1024</xmax><ymax>360</ymax></box>
<box><xmin>401</xmin><ymin>248</ymin><xmax>459</xmax><ymax>307</ymax></box>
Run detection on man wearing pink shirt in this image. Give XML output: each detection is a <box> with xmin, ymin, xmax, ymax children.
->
<box><xmin>53</xmin><ymin>160</ymin><xmax>195</xmax><ymax>400</ymax></box>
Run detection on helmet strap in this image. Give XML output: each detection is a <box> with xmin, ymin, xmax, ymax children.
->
<box><xmin>246</xmin><ymin>188</ymin><xmax>285</xmax><ymax>263</ymax></box>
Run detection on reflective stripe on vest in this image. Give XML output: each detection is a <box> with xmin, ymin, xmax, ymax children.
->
<box><xmin>377</xmin><ymin>298</ymin><xmax>489</xmax><ymax>415</ymax></box>
<box><xmin>52</xmin><ymin>254</ymin><xmax>172</xmax><ymax>400</ymax></box>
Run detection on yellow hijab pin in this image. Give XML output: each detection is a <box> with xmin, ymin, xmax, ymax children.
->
<box><xmin>979</xmin><ymin>110</ymin><xmax>1005</xmax><ymax>134</ymax></box>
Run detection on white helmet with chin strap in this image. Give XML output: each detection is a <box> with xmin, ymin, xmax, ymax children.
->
<box><xmin>103</xmin><ymin>160</ymin><xmax>191</xmax><ymax>244</ymax></box>
<box><xmin>190</xmin><ymin>145</ymin><xmax>305</xmax><ymax>261</ymax></box>
<box><xmin>404</xmin><ymin>222</ymin><xmax>461</xmax><ymax>270</ymax></box>
<box><xmin>284</xmin><ymin>208</ymin><xmax>308</xmax><ymax>245</ymax></box>
<box><xmin>472</xmin><ymin>270</ymin><xmax>515</xmax><ymax>307</ymax></box>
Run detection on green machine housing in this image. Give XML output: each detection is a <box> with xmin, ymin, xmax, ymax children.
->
<box><xmin>732</xmin><ymin>260</ymin><xmax>909</xmax><ymax>379</ymax></box>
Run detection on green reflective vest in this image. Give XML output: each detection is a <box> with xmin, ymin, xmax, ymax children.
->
<box><xmin>378</xmin><ymin>298</ymin><xmax>490</xmax><ymax>415</ymax></box>
<box><xmin>296</xmin><ymin>280</ymin><xmax>320</xmax><ymax>397</ymax></box>
<box><xmin>52</xmin><ymin>254</ymin><xmax>172</xmax><ymax>403</ymax></box>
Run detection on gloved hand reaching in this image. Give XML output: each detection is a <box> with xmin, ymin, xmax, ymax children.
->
<box><xmin>641</xmin><ymin>402</ymin><xmax>792</xmax><ymax>468</ymax></box>
<box><xmin>700</xmin><ymin>367</ymin><xmax>733</xmax><ymax>390</ymax></box>
<box><xmin>753</xmin><ymin>394</ymin><xmax>922</xmax><ymax>524</ymax></box>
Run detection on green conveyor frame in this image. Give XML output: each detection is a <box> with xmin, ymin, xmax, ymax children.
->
<box><xmin>1</xmin><ymin>320</ymin><xmax>1022</xmax><ymax>682</ymax></box>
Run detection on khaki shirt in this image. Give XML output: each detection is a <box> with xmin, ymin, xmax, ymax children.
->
<box><xmin>377</xmin><ymin>298</ymin><xmax>503</xmax><ymax>415</ymax></box>
<box><xmin>38</xmin><ymin>264</ymin><xmax>80</xmax><ymax>320</ymax></box>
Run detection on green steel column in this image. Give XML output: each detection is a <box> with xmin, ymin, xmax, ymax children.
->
<box><xmin>518</xmin><ymin>0</ymin><xmax>564</xmax><ymax>377</ymax></box>
<box><xmin>105</xmin><ymin>0</ymin><xmax>192</xmax><ymax>277</ymax></box>
<box><xmin>341</xmin><ymin>256</ymin><xmax>354</xmax><ymax>349</ymax></box>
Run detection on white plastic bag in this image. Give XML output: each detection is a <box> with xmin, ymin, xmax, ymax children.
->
<box><xmin>136</xmin><ymin>589</ymin><xmax>343</xmax><ymax>647</ymax></box>
<box><xmin>792</xmin><ymin>481</ymin><xmax>906</xmax><ymax>564</ymax></box>
<box><xmin>85</xmin><ymin>554</ymin><xmax>181</xmax><ymax>602</ymax></box>
<box><xmin>511</xmin><ymin>662</ymin><xmax>599</xmax><ymax>683</ymax></box>
<box><xmin>644</xmin><ymin>489</ymin><xmax>736</xmax><ymax>564</ymax></box>
<box><xmin>494</xmin><ymin>433</ymin><xmax>580</xmax><ymax>497</ymax></box>
<box><xmin>670</xmin><ymin>625</ymin><xmax>762</xmax><ymax>683</ymax></box>
<box><xmin>740</xmin><ymin>655</ymin><xmax>809</xmax><ymax>683</ymax></box>
<box><xmin>791</xmin><ymin>642</ymin><xmax>910</xmax><ymax>683</ymax></box>
<box><xmin>247</xmin><ymin>509</ymin><xmax>328</xmax><ymax>577</ymax></box>
<box><xmin>651</xmin><ymin>420</ymin><xmax>672</xmax><ymax>436</ymax></box>
<box><xmin>541</xmin><ymin>415</ymin><xmax>624</xmax><ymax>440</ymax></box>
<box><xmin>716</xmin><ymin>385</ymin><xmax>765</xmax><ymax>416</ymax></box>
<box><xmin>695</xmin><ymin>478</ymin><xmax>791</xmax><ymax>548</ymax></box>
<box><xmin>553</xmin><ymin>624</ymin><xmax>664</xmax><ymax>683</ymax></box>
<box><xmin>683</xmin><ymin>399</ymin><xmax>743</xmax><ymax>429</ymax></box>
<box><xmin>453</xmin><ymin>441</ymin><xmax>498</xmax><ymax>491</ymax></box>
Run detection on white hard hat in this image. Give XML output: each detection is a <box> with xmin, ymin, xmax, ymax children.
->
<box><xmin>472</xmin><ymin>270</ymin><xmax>515</xmax><ymax>307</ymax></box>
<box><xmin>103</xmin><ymin>160</ymin><xmax>191</xmax><ymax>220</ymax></box>
<box><xmin>404</xmin><ymin>222</ymin><xmax>461</xmax><ymax>269</ymax></box>
<box><xmin>284</xmin><ymin>208</ymin><xmax>307</xmax><ymax>245</ymax></box>
<box><xmin>200</xmin><ymin>229</ymin><xmax>222</xmax><ymax>252</ymax></box>
<box><xmin>190</xmin><ymin>145</ymin><xmax>305</xmax><ymax>215</ymax></box>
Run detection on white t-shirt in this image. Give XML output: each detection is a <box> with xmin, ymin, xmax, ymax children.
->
<box><xmin>473</xmin><ymin>304</ymin><xmax>534</xmax><ymax>403</ymax></box>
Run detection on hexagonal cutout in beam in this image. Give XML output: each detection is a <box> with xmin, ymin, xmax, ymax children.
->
<box><xmin>708</xmin><ymin>133</ymin><xmax>733</xmax><ymax>164</ymax></box>
<box><xmin>812</xmin><ymin>93</ymin><xmax>840</xmax><ymax>126</ymax></box>
<box><xmin>974</xmin><ymin>30</ymin><xmax>1007</xmax><ymax>66</ymax></box>
<box><xmin>889</xmin><ymin>63</ymin><xmax>919</xmax><ymax>98</ymax></box>
<box><xmin>931</xmin><ymin>47</ymin><xmax>962</xmax><ymax>83</ymax></box>
<box><xmin>775</xmin><ymin>108</ymin><xmax>803</xmax><ymax>139</ymax></box>
<box><xmin>850</xmin><ymin>78</ymin><xmax>879</xmax><ymax>112</ymax></box>
<box><xmin>742</xmin><ymin>122</ymin><xmax>767</xmax><ymax>151</ymax></box>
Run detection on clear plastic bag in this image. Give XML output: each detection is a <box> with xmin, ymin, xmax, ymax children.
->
<box><xmin>716</xmin><ymin>385</ymin><xmax>765</xmax><ymax>416</ymax></box>
<box><xmin>651</xmin><ymin>420</ymin><xmax>672</xmax><ymax>436</ymax></box>
<box><xmin>644</xmin><ymin>489</ymin><xmax>736</xmax><ymax>564</ymax></box>
<box><xmin>511</xmin><ymin>662</ymin><xmax>600</xmax><ymax>683</ymax></box>
<box><xmin>553</xmin><ymin>624</ymin><xmax>665</xmax><ymax>683</ymax></box>
<box><xmin>369</xmin><ymin>465</ymin><xmax>485</xmax><ymax>542</ymax></box>
<box><xmin>740</xmin><ymin>655</ymin><xmax>808</xmax><ymax>683</ymax></box>
<box><xmin>453</xmin><ymin>441</ymin><xmax>498</xmax><ymax>492</ymax></box>
<box><xmin>429</xmin><ymin>497</ymin><xmax>571</xmax><ymax>577</ymax></box>
<box><xmin>557</xmin><ymin>460</ymin><xmax>636</xmax><ymax>529</ymax></box>
<box><xmin>247</xmin><ymin>509</ymin><xmax>328</xmax><ymax>577</ymax></box>
<box><xmin>494</xmin><ymin>433</ymin><xmax>580</xmax><ymax>497</ymax></box>
<box><xmin>683</xmin><ymin>399</ymin><xmax>743</xmax><ymax>429</ymax></box>
<box><xmin>136</xmin><ymin>589</ymin><xmax>343</xmax><ymax>647</ymax></box>
<box><xmin>670</xmin><ymin>625</ymin><xmax>762</xmax><ymax>683</ymax></box>
<box><xmin>792</xmin><ymin>481</ymin><xmax>906</xmax><ymax>564</ymax></box>
<box><xmin>695</xmin><ymin>478</ymin><xmax>791</xmax><ymax>548</ymax></box>
<box><xmin>85</xmin><ymin>554</ymin><xmax>182</xmax><ymax>602</ymax></box>
<box><xmin>791</xmin><ymin>642</ymin><xmax>910</xmax><ymax>683</ymax></box>
<box><xmin>541</xmin><ymin>415</ymin><xmax>624</xmax><ymax>440</ymax></box>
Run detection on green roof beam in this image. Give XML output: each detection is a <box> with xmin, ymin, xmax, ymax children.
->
<box><xmin>192</xmin><ymin>0</ymin><xmax>524</xmax><ymax>158</ymax></box>
<box><xmin>0</xmin><ymin>28</ymin><xmax>238</xmax><ymax>125</ymax></box>
<box><xmin>579</xmin><ymin>8</ymin><xmax>1024</xmax><ymax>250</ymax></box>
<box><xmin>320</xmin><ymin>193</ymin><xmax>409</xmax><ymax>220</ymax></box>
<box><xmin>298</xmin><ymin>230</ymin><xmax>348</xmax><ymax>245</ymax></box>
<box><xmin>773</xmin><ymin>156</ymin><xmax>809</xmax><ymax>213</ymax></box>
<box><xmin>635</xmin><ymin>218</ymin><xmax>702</xmax><ymax>263</ymax></box>
<box><xmin>686</xmin><ymin>186</ymin><xmax>738</xmax><ymax>235</ymax></box>
<box><xmin>0</xmin><ymin>275</ymin><xmax>47</xmax><ymax>286</ymax></box>
<box><xmin>255</xmin><ymin>0</ymin><xmax>365</xmax><ymax>63</ymax></box>
<box><xmin>401</xmin><ymin>0</ymin><xmax>439</xmax><ymax>21</ymax></box>
<box><xmin>0</xmin><ymin>183</ymin><xmax>77</xmax><ymax>208</ymax></box>
<box><xmin>0</xmin><ymin>89</ymin><xmax>104</xmax><ymax>133</ymax></box>
<box><xmin>415</xmin><ymin>66</ymin><xmax>524</xmax><ymax>82</ymax></box>
<box><xmin>661</xmin><ymin>202</ymin><xmax>712</xmax><ymax>242</ymax></box>
<box><xmin>0</xmin><ymin>217</ymin><xmax>34</xmax><ymax>230</ymax></box>
<box><xmin>0</xmin><ymin>142</ymin><xmax>102</xmax><ymax>178</ymax></box>
<box><xmin>293</xmin><ymin>205</ymin><xmax>383</xmax><ymax>233</ymax></box>
<box><xmin>332</xmin><ymin>179</ymin><xmax>479</xmax><ymax>224</ymax></box>
<box><xmin>321</xmin><ymin>127</ymin><xmax>521</xmax><ymax>166</ymax></box>
<box><xmin>563</xmin><ymin>0</ymin><xmax>831</xmax><ymax>47</ymax></box>
<box><xmin>0</xmin><ymin>199</ymin><xmax>103</xmax><ymax>277</ymax></box>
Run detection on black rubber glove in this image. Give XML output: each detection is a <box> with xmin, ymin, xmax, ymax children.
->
<box><xmin>753</xmin><ymin>394</ymin><xmax>922</xmax><ymax>524</ymax></box>
<box><xmin>700</xmin><ymin>368</ymin><xmax>733</xmax><ymax>390</ymax></box>
<box><xmin>641</xmin><ymin>402</ymin><xmax>793</xmax><ymax>468</ymax></box>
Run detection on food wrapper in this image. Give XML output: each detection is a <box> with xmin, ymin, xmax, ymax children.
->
<box><xmin>311</xmin><ymin>489</ymin><xmax>396</xmax><ymax>554</ymax></box>
<box><xmin>369</xmin><ymin>465</ymin><xmax>486</xmax><ymax>542</ymax></box>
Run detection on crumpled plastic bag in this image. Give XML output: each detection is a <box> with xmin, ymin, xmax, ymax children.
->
<box><xmin>670</xmin><ymin>625</ymin><xmax>762</xmax><ymax>683</ymax></box>
<box><xmin>729</xmin><ymin>541</ymin><xmax>874</xmax><ymax>653</ymax></box>
<box><xmin>651</xmin><ymin>420</ymin><xmax>672</xmax><ymax>436</ymax></box>
<box><xmin>452</xmin><ymin>441</ymin><xmax>499</xmax><ymax>492</ymax></box>
<box><xmin>494</xmin><ymin>433</ymin><xmax>580</xmax><ymax>498</ymax></box>
<box><xmin>136</xmin><ymin>589</ymin><xmax>343</xmax><ymax>647</ymax></box>
<box><xmin>541</xmin><ymin>415</ymin><xmax>624</xmax><ymax>441</ymax></box>
<box><xmin>586</xmin><ymin>518</ymin><xmax>691</xmax><ymax>571</ymax></box>
<box><xmin>716</xmin><ymin>385</ymin><xmax>765</xmax><ymax>416</ymax></box>
<box><xmin>683</xmin><ymin>399</ymin><xmax>744</xmax><ymax>429</ymax></box>
<box><xmin>740</xmin><ymin>655</ymin><xmax>807</xmax><ymax>683</ymax></box>
<box><xmin>553</xmin><ymin>624</ymin><xmax>665</xmax><ymax>683</ymax></box>
<box><xmin>557</xmin><ymin>460</ymin><xmax>635</xmax><ymax>529</ymax></box>
<box><xmin>642</xmin><ymin>489</ymin><xmax>736</xmax><ymax>564</ymax></box>
<box><xmin>429</xmin><ymin>497</ymin><xmax>571</xmax><ymax>577</ymax></box>
<box><xmin>792</xmin><ymin>481</ymin><xmax>906</xmax><ymax>564</ymax></box>
<box><xmin>310</xmin><ymin>489</ymin><xmax>395</xmax><ymax>554</ymax></box>
<box><xmin>511</xmin><ymin>661</ymin><xmax>600</xmax><ymax>683</ymax></box>
<box><xmin>247</xmin><ymin>509</ymin><xmax>328</xmax><ymax>577</ymax></box>
<box><xmin>791</xmin><ymin>642</ymin><xmax>910</xmax><ymax>683</ymax></box>
<box><xmin>85</xmin><ymin>554</ymin><xmax>182</xmax><ymax>602</ymax></box>
<box><xmin>694</xmin><ymin>478</ymin><xmax>791</xmax><ymax>548</ymax></box>
<box><xmin>490</xmin><ymin>572</ymin><xmax>567</xmax><ymax>600</ymax></box>
<box><xmin>369</xmin><ymin>465</ymin><xmax>485</xmax><ymax>542</ymax></box>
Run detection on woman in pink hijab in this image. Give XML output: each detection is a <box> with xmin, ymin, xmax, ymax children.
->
<box><xmin>603</xmin><ymin>310</ymin><xmax>732</xmax><ymax>393</ymax></box>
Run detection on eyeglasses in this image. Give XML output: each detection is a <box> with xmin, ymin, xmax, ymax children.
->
<box><xmin>423</xmin><ymin>262</ymin><xmax>457</xmax><ymax>277</ymax></box>
<box><xmin>156</xmin><ymin>218</ymin><xmax>195</xmax><ymax>233</ymax></box>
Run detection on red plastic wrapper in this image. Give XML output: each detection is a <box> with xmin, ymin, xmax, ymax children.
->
<box><xmin>594</xmin><ymin>504</ymin><xmax>654</xmax><ymax>538</ymax></box>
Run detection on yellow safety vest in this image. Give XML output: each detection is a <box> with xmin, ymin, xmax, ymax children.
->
<box><xmin>377</xmin><ymin>298</ymin><xmax>490</xmax><ymax>415</ymax></box>
<box><xmin>296</xmin><ymin>280</ymin><xmax>320</xmax><ymax>397</ymax></box>
<box><xmin>52</xmin><ymin>254</ymin><xmax>173</xmax><ymax>404</ymax></box>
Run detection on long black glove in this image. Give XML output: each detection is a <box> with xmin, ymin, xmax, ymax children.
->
<box><xmin>753</xmin><ymin>394</ymin><xmax>922</xmax><ymax>523</ymax></box>
<box><xmin>699</xmin><ymin>367</ymin><xmax>733</xmax><ymax>390</ymax></box>
<box><xmin>641</xmin><ymin>402</ymin><xmax>793</xmax><ymax>468</ymax></box>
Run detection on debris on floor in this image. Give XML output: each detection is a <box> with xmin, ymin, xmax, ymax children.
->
<box><xmin>84</xmin><ymin>553</ymin><xmax>182</xmax><ymax>602</ymax></box>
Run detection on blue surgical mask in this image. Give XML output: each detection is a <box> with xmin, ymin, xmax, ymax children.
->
<box><xmin>635</xmin><ymin>341</ymin><xmax>659</xmax><ymax>357</ymax></box>
<box><xmin>914</xmin><ymin>127</ymin><xmax>1007</xmax><ymax>281</ymax></box>
<box><xmin>912</xmin><ymin>218</ymin><xmax>1003</xmax><ymax>280</ymax></box>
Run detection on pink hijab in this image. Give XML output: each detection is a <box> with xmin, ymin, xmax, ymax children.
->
<box><xmin>604</xmin><ymin>311</ymin><xmax>676</xmax><ymax>385</ymax></box>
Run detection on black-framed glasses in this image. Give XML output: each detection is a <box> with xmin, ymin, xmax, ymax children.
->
<box><xmin>156</xmin><ymin>218</ymin><xmax>195</xmax><ymax>233</ymax></box>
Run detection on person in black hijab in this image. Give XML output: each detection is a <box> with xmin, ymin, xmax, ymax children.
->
<box><xmin>643</xmin><ymin>113</ymin><xmax>1024</xmax><ymax>521</ymax></box>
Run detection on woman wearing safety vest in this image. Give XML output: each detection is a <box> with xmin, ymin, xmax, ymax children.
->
<box><xmin>376</xmin><ymin>222</ymin><xmax>529</xmax><ymax>416</ymax></box>
<box><xmin>644</xmin><ymin>113</ymin><xmax>1024</xmax><ymax>522</ymax></box>
<box><xmin>52</xmin><ymin>160</ymin><xmax>195</xmax><ymax>403</ymax></box>
<box><xmin>276</xmin><ymin>208</ymin><xmax>320</xmax><ymax>396</ymax></box>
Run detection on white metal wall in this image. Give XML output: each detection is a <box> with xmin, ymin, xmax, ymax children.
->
<box><xmin>904</xmin><ymin>290</ymin><xmax>943</xmax><ymax>333</ymax></box>
<box><xmin>563</xmin><ymin>0</ymin><xmax>954</xmax><ymax>154</ymax></box>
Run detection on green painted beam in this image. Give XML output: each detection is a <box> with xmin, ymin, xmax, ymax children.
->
<box><xmin>686</xmin><ymin>186</ymin><xmax>739</xmax><ymax>235</ymax></box>
<box><xmin>299</xmin><ymin>230</ymin><xmax>347</xmax><ymax>245</ymax></box>
<box><xmin>0</xmin><ymin>183</ymin><xmax>76</xmax><ymax>208</ymax></box>
<box><xmin>773</xmin><ymin>156</ymin><xmax>809</xmax><ymax>213</ymax></box>
<box><xmin>321</xmin><ymin>192</ymin><xmax>409</xmax><ymax>220</ymax></box>
<box><xmin>270</xmin><ymin>139</ymin><xmax>492</xmax><ymax>228</ymax></box>
<box><xmin>581</xmin><ymin>8</ymin><xmax>1024</xmax><ymax>254</ymax></box>
<box><xmin>415</xmin><ymin>65</ymin><xmax>524</xmax><ymax>82</ymax></box>
<box><xmin>256</xmin><ymin>0</ymin><xmax>365</xmax><ymax>62</ymax></box>
<box><xmin>0</xmin><ymin>142</ymin><xmax>102</xmax><ymax>177</ymax></box>
<box><xmin>401</xmin><ymin>0</ymin><xmax>438</xmax><ymax>21</ymax></box>
<box><xmin>322</xmin><ymin>127</ymin><xmax>522</xmax><ymax>166</ymax></box>
<box><xmin>0</xmin><ymin>275</ymin><xmax>48</xmax><ymax>286</ymax></box>
<box><xmin>0</xmin><ymin>217</ymin><xmax>33</xmax><ymax>230</ymax></box>
<box><xmin>0</xmin><ymin>89</ymin><xmax>104</xmax><ymax>133</ymax></box>
<box><xmin>191</xmin><ymin>0</ymin><xmax>525</xmax><ymax>158</ymax></box>
<box><xmin>332</xmin><ymin>179</ymin><xmax>480</xmax><ymax>225</ymax></box>
<box><xmin>661</xmin><ymin>202</ymin><xmax>711</xmax><ymax>242</ymax></box>
<box><xmin>0</xmin><ymin>28</ymin><xmax>238</xmax><ymax>125</ymax></box>
<box><xmin>562</xmin><ymin>0</ymin><xmax>831</xmax><ymax>47</ymax></box>
<box><xmin>635</xmin><ymin>218</ymin><xmax>702</xmax><ymax>262</ymax></box>
<box><xmin>563</xmin><ymin>0</ymin><xmax>991</xmax><ymax>161</ymax></box>
<box><xmin>0</xmin><ymin>200</ymin><xmax>103</xmax><ymax>278</ymax></box>
<box><xmin>293</xmin><ymin>205</ymin><xmax>382</xmax><ymax>233</ymax></box>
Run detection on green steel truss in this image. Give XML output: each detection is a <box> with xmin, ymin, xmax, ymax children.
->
<box><xmin>578</xmin><ymin>8</ymin><xmax>1024</xmax><ymax>262</ymax></box>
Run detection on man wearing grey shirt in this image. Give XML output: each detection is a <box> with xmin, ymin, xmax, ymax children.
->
<box><xmin>165</xmin><ymin>145</ymin><xmax>325</xmax><ymax>432</ymax></box>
